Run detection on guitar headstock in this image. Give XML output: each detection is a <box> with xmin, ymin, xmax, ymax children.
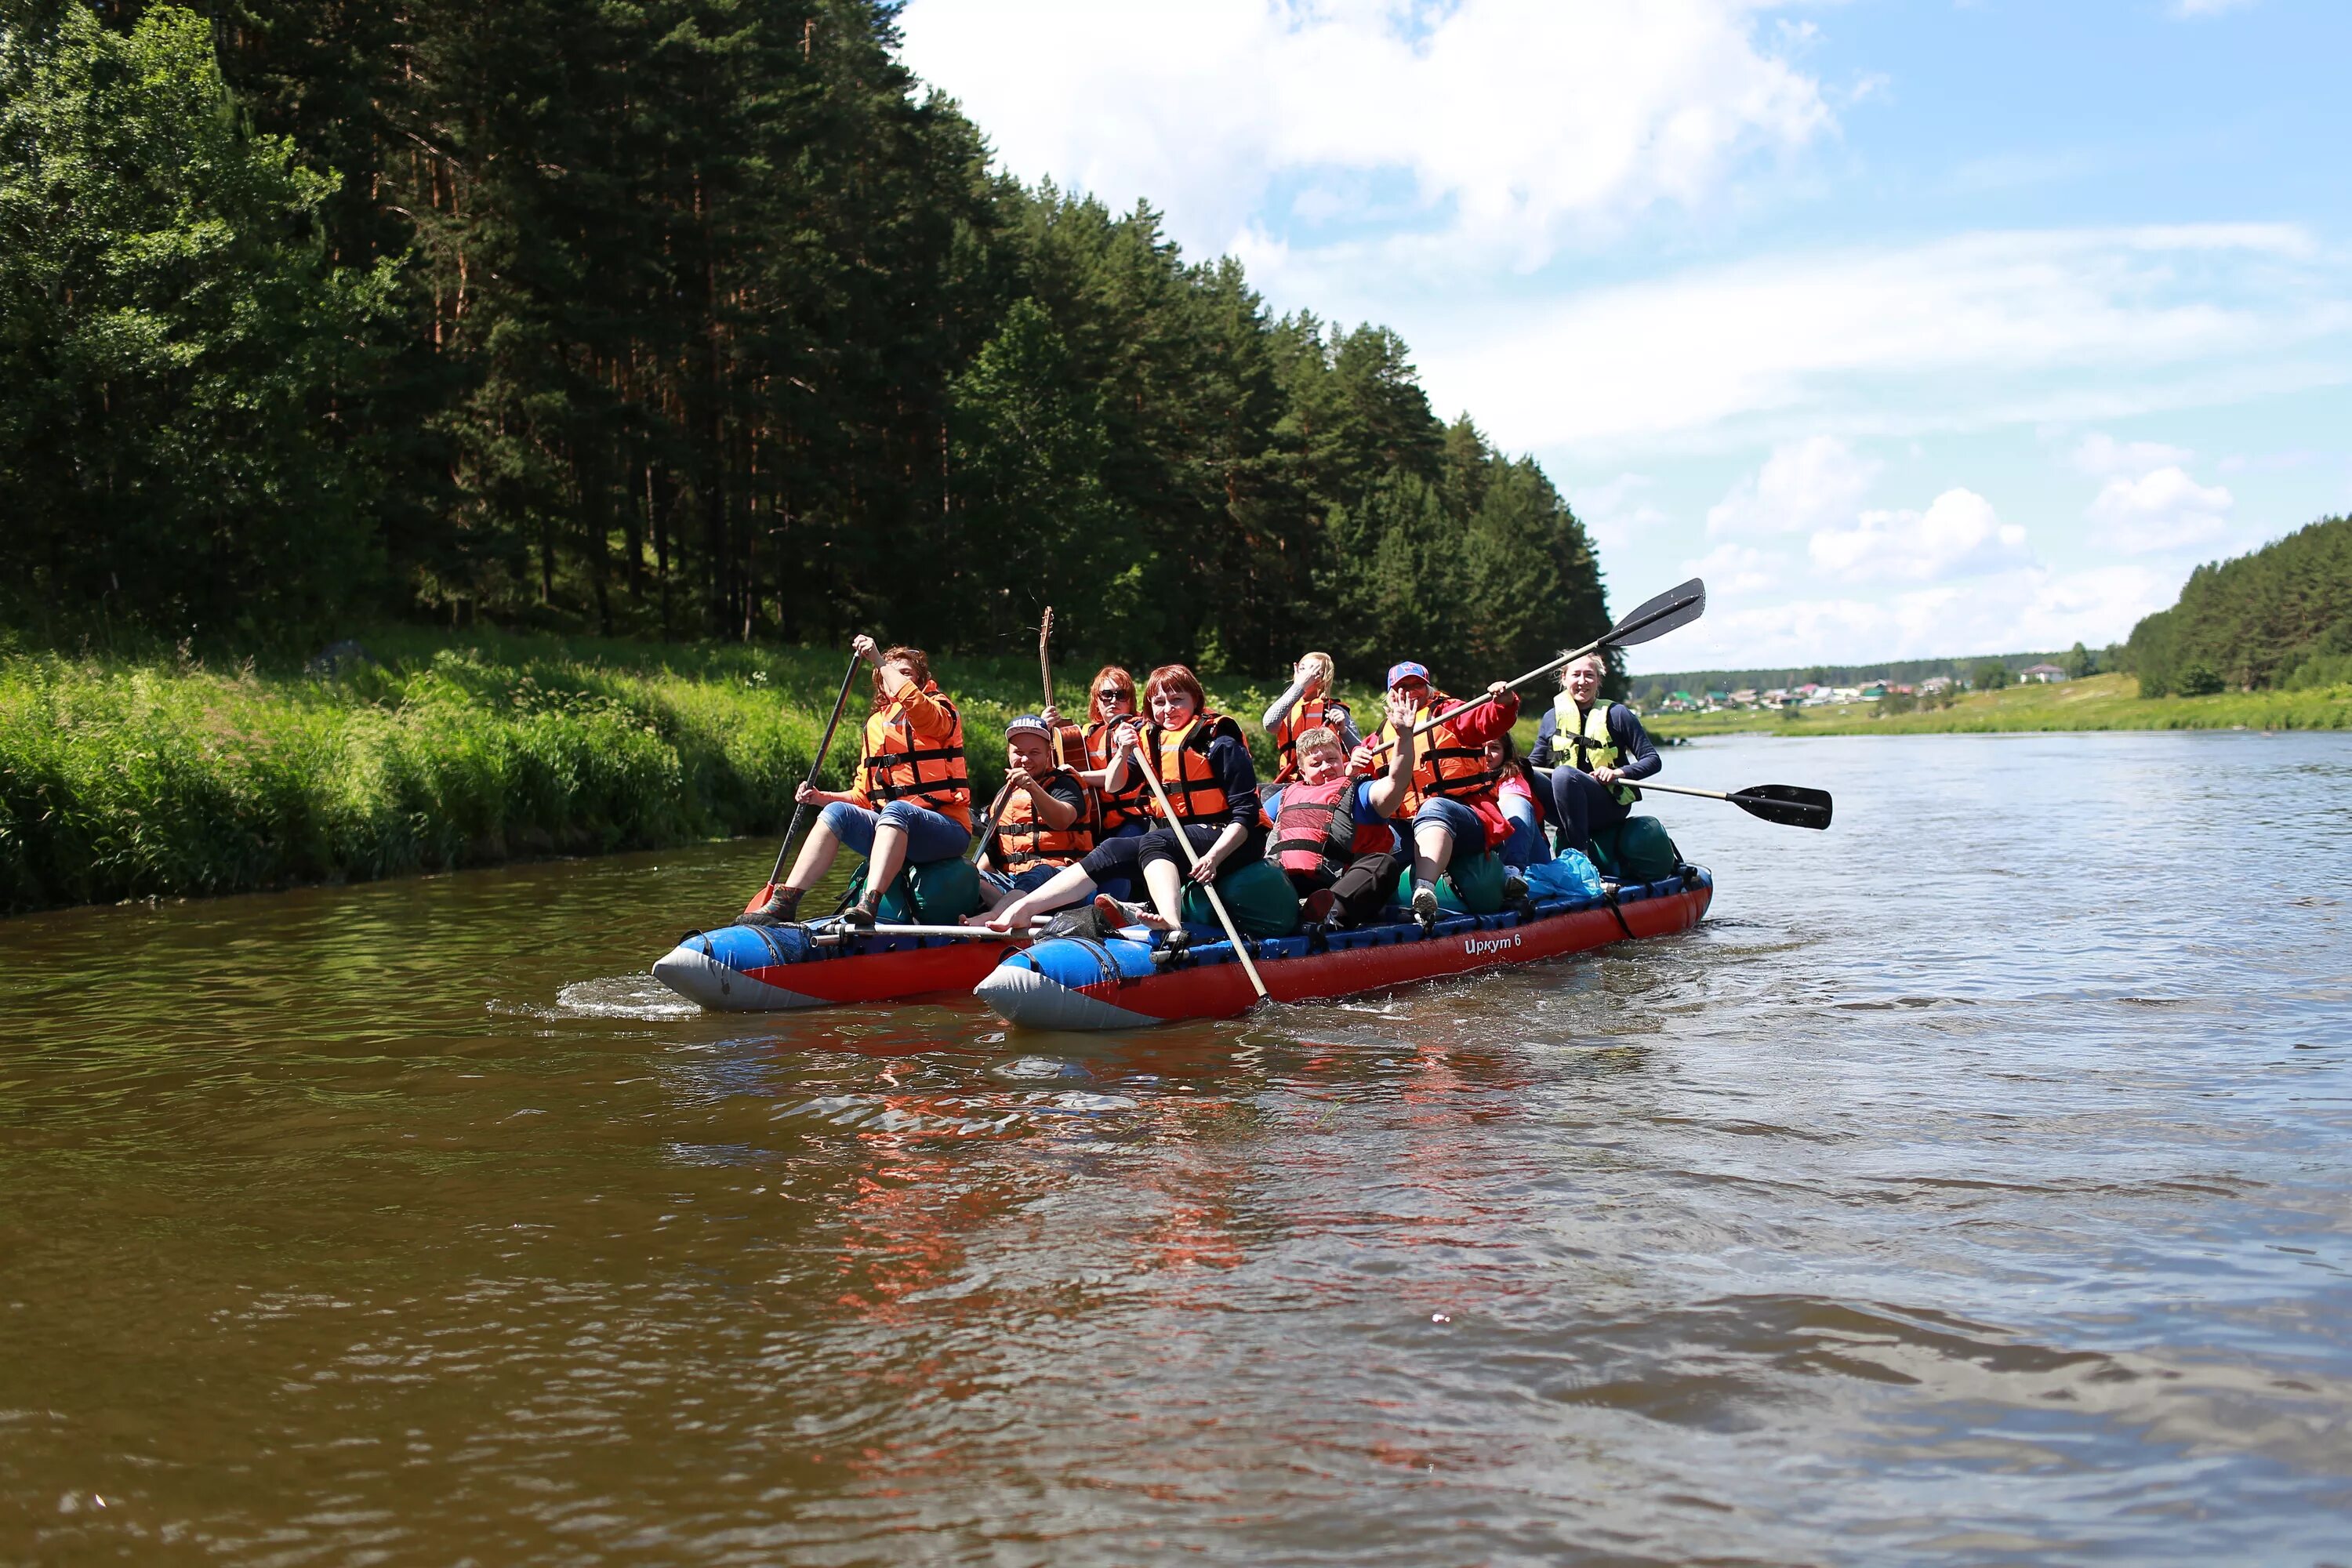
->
<box><xmin>1039</xmin><ymin>605</ymin><xmax>1054</xmax><ymax>652</ymax></box>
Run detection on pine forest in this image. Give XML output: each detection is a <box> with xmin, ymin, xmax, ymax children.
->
<box><xmin>0</xmin><ymin>1</ymin><xmax>1617</xmax><ymax>686</ymax></box>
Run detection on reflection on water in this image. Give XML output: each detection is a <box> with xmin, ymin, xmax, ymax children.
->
<box><xmin>4</xmin><ymin>731</ymin><xmax>2350</xmax><ymax>1565</ymax></box>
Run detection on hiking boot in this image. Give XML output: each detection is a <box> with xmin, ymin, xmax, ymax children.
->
<box><xmin>745</xmin><ymin>887</ymin><xmax>802</xmax><ymax>926</ymax></box>
<box><xmin>1501</xmin><ymin>872</ymin><xmax>1527</xmax><ymax>903</ymax></box>
<box><xmin>1410</xmin><ymin>884</ymin><xmax>1439</xmax><ymax>928</ymax></box>
<box><xmin>838</xmin><ymin>901</ymin><xmax>877</xmax><ymax>930</ymax></box>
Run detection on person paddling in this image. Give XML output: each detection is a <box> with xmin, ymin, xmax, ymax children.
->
<box><xmin>1043</xmin><ymin>664</ymin><xmax>1147</xmax><ymax>898</ymax></box>
<box><xmin>1530</xmin><ymin>651</ymin><xmax>1661</xmax><ymax>862</ymax></box>
<box><xmin>1360</xmin><ymin>660</ymin><xmax>1519</xmax><ymax>927</ymax></box>
<box><xmin>1265</xmin><ymin>688</ymin><xmax>1419</xmax><ymax>928</ymax></box>
<box><xmin>1262</xmin><ymin>650</ymin><xmax>1360</xmax><ymax>790</ymax></box>
<box><xmin>975</xmin><ymin>715</ymin><xmax>1094</xmax><ymax>916</ymax></box>
<box><xmin>981</xmin><ymin>664</ymin><xmax>1261</xmax><ymax>942</ymax></box>
<box><xmin>751</xmin><ymin>636</ymin><xmax>971</xmax><ymax>927</ymax></box>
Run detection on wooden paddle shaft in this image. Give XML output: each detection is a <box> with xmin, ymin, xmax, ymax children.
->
<box><xmin>767</xmin><ymin>650</ymin><xmax>866</xmax><ymax>886</ymax></box>
<box><xmin>1123</xmin><ymin>736</ymin><xmax>1269</xmax><ymax>1000</ymax></box>
<box><xmin>967</xmin><ymin>779</ymin><xmax>1018</xmax><ymax>866</ymax></box>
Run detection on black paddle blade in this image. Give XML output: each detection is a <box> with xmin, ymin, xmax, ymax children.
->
<box><xmin>1730</xmin><ymin>783</ymin><xmax>1832</xmax><ymax>829</ymax></box>
<box><xmin>1604</xmin><ymin>577</ymin><xmax>1706</xmax><ymax>649</ymax></box>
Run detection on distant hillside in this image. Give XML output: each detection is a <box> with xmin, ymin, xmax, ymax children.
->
<box><xmin>1632</xmin><ymin>650</ymin><xmax>2082</xmax><ymax>700</ymax></box>
<box><xmin>2126</xmin><ymin>515</ymin><xmax>2352</xmax><ymax>696</ymax></box>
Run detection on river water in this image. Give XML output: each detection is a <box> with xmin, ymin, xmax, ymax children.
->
<box><xmin>3</xmin><ymin>731</ymin><xmax>2348</xmax><ymax>1565</ymax></box>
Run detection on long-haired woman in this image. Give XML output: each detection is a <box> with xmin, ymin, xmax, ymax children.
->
<box><xmin>981</xmin><ymin>663</ymin><xmax>1261</xmax><ymax>941</ymax></box>
<box><xmin>753</xmin><ymin>634</ymin><xmax>971</xmax><ymax>927</ymax></box>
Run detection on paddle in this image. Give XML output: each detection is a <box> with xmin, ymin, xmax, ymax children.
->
<box><xmin>745</xmin><ymin>648</ymin><xmax>863</xmax><ymax>914</ymax></box>
<box><xmin>1631</xmin><ymin>779</ymin><xmax>1833</xmax><ymax>829</ymax></box>
<box><xmin>1368</xmin><ymin>577</ymin><xmax>1708</xmax><ymax>753</ymax></box>
<box><xmin>813</xmin><ymin>917</ymin><xmax>1052</xmax><ymax>946</ymax></box>
<box><xmin>1121</xmin><ymin>730</ymin><xmax>1269</xmax><ymax>1000</ymax></box>
<box><xmin>967</xmin><ymin>778</ymin><xmax>1018</xmax><ymax>867</ymax></box>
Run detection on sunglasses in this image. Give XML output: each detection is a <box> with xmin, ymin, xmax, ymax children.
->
<box><xmin>1098</xmin><ymin>688</ymin><xmax>1131</xmax><ymax>700</ymax></box>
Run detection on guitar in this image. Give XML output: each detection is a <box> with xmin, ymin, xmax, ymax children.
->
<box><xmin>1039</xmin><ymin>607</ymin><xmax>1086</xmax><ymax>771</ymax></box>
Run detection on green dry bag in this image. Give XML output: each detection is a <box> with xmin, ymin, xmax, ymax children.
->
<box><xmin>1586</xmin><ymin>817</ymin><xmax>1681</xmax><ymax>883</ymax></box>
<box><xmin>1180</xmin><ymin>857</ymin><xmax>1302</xmax><ymax>938</ymax></box>
<box><xmin>848</xmin><ymin>857</ymin><xmax>985</xmax><ymax>924</ymax></box>
<box><xmin>1388</xmin><ymin>849</ymin><xmax>1507</xmax><ymax>915</ymax></box>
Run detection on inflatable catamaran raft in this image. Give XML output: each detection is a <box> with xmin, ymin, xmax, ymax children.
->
<box><xmin>652</xmin><ymin>862</ymin><xmax>1711</xmax><ymax>1027</ymax></box>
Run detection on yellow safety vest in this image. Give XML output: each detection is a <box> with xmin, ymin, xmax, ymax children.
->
<box><xmin>1553</xmin><ymin>695</ymin><xmax>1639</xmax><ymax>805</ymax></box>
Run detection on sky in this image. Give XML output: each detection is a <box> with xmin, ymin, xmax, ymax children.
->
<box><xmin>895</xmin><ymin>0</ymin><xmax>2352</xmax><ymax>673</ymax></box>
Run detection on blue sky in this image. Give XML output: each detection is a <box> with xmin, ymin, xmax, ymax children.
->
<box><xmin>898</xmin><ymin>0</ymin><xmax>2351</xmax><ymax>671</ymax></box>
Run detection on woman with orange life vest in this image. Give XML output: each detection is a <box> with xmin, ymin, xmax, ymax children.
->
<box><xmin>1355</xmin><ymin>659</ymin><xmax>1520</xmax><ymax>925</ymax></box>
<box><xmin>1042</xmin><ymin>664</ymin><xmax>1149</xmax><ymax>832</ymax></box>
<box><xmin>1041</xmin><ymin>663</ymin><xmax>1147</xmax><ymax>898</ymax></box>
<box><xmin>973</xmin><ymin>714</ymin><xmax>1094</xmax><ymax>916</ymax></box>
<box><xmin>980</xmin><ymin>663</ymin><xmax>1262</xmax><ymax>940</ymax></box>
<box><xmin>1263</xmin><ymin>686</ymin><xmax>1421</xmax><ymax>928</ymax></box>
<box><xmin>753</xmin><ymin>635</ymin><xmax>971</xmax><ymax>927</ymax></box>
<box><xmin>1529</xmin><ymin>650</ymin><xmax>1661</xmax><ymax>862</ymax></box>
<box><xmin>1261</xmin><ymin>651</ymin><xmax>1361</xmax><ymax>815</ymax></box>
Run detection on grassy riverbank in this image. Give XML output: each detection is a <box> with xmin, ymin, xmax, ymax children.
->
<box><xmin>1647</xmin><ymin>673</ymin><xmax>2352</xmax><ymax>739</ymax></box>
<box><xmin>0</xmin><ymin>629</ymin><xmax>1294</xmax><ymax>913</ymax></box>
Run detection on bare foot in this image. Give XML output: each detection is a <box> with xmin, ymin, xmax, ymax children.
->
<box><xmin>1095</xmin><ymin>893</ymin><xmax>1174</xmax><ymax>932</ymax></box>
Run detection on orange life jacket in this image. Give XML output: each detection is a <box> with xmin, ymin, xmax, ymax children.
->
<box><xmin>859</xmin><ymin>684</ymin><xmax>971</xmax><ymax>818</ymax></box>
<box><xmin>1379</xmin><ymin>690</ymin><xmax>1501</xmax><ymax>815</ymax></box>
<box><xmin>1085</xmin><ymin>716</ymin><xmax>1148</xmax><ymax>829</ymax></box>
<box><xmin>1138</xmin><ymin>711</ymin><xmax>1243</xmax><ymax>825</ymax></box>
<box><xmin>992</xmin><ymin>768</ymin><xmax>1095</xmax><ymax>874</ymax></box>
<box><xmin>1269</xmin><ymin>694</ymin><xmax>1350</xmax><ymax>783</ymax></box>
<box><xmin>1265</xmin><ymin>777</ymin><xmax>1393</xmax><ymax>885</ymax></box>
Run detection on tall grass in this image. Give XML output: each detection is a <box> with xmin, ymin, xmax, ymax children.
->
<box><xmin>0</xmin><ymin>628</ymin><xmax>1296</xmax><ymax>913</ymax></box>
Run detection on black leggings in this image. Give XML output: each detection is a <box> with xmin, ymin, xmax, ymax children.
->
<box><xmin>1549</xmin><ymin>765</ymin><xmax>1631</xmax><ymax>858</ymax></box>
<box><xmin>1284</xmin><ymin>851</ymin><xmax>1401</xmax><ymax>927</ymax></box>
<box><xmin>1079</xmin><ymin>822</ymin><xmax>1264</xmax><ymax>883</ymax></box>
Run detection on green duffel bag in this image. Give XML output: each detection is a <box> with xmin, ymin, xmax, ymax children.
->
<box><xmin>1587</xmin><ymin>816</ymin><xmax>1682</xmax><ymax>884</ymax></box>
<box><xmin>846</xmin><ymin>856</ymin><xmax>985</xmax><ymax>924</ymax></box>
<box><xmin>1388</xmin><ymin>848</ymin><xmax>1507</xmax><ymax>915</ymax></box>
<box><xmin>1180</xmin><ymin>857</ymin><xmax>1302</xmax><ymax>938</ymax></box>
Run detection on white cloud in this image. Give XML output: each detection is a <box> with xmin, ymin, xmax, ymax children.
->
<box><xmin>1637</xmin><ymin>563</ymin><xmax>2180</xmax><ymax>671</ymax></box>
<box><xmin>1686</xmin><ymin>541</ymin><xmax>1779</xmax><ymax>595</ymax></box>
<box><xmin>1569</xmin><ymin>472</ymin><xmax>1669</xmax><ymax>552</ymax></box>
<box><xmin>1809</xmin><ymin>487</ymin><xmax>2031</xmax><ymax>583</ymax></box>
<box><xmin>1421</xmin><ymin>224</ymin><xmax>2351</xmax><ymax>455</ymax></box>
<box><xmin>2086</xmin><ymin>466</ymin><xmax>2236</xmax><ymax>554</ymax></box>
<box><xmin>2071</xmin><ymin>431</ymin><xmax>2194</xmax><ymax>477</ymax></box>
<box><xmin>899</xmin><ymin>0</ymin><xmax>1831</xmax><ymax>269</ymax></box>
<box><xmin>1705</xmin><ymin>435</ymin><xmax>1881</xmax><ymax>537</ymax></box>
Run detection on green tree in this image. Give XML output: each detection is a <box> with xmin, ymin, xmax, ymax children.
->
<box><xmin>0</xmin><ymin>4</ymin><xmax>390</xmax><ymax>642</ymax></box>
<box><xmin>944</xmin><ymin>298</ymin><xmax>1144</xmax><ymax>648</ymax></box>
<box><xmin>1970</xmin><ymin>659</ymin><xmax>2010</xmax><ymax>691</ymax></box>
<box><xmin>2062</xmin><ymin>641</ymin><xmax>2094</xmax><ymax>679</ymax></box>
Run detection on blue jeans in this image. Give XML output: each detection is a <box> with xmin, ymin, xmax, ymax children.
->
<box><xmin>820</xmin><ymin>799</ymin><xmax>971</xmax><ymax>863</ymax></box>
<box><xmin>1410</xmin><ymin>797</ymin><xmax>1485</xmax><ymax>852</ymax></box>
<box><xmin>1501</xmin><ymin>797</ymin><xmax>1552</xmax><ymax>868</ymax></box>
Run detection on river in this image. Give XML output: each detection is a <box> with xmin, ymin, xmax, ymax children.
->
<box><xmin>4</xmin><ymin>731</ymin><xmax>2348</xmax><ymax>1565</ymax></box>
